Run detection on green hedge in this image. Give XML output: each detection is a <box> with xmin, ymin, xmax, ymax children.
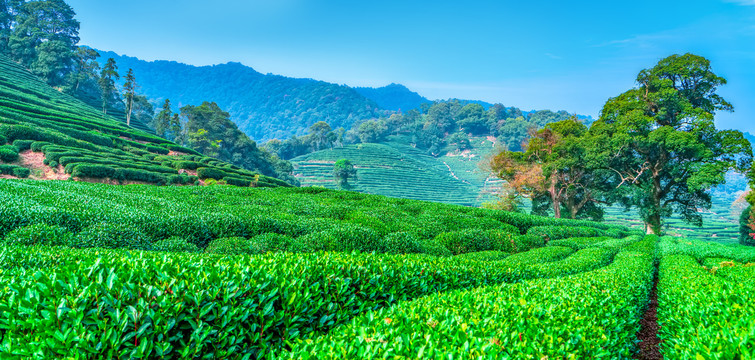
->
<box><xmin>0</xmin><ymin>144</ymin><xmax>19</xmax><ymax>162</ymax></box>
<box><xmin>740</xmin><ymin>205</ymin><xmax>753</xmax><ymax>246</ymax></box>
<box><xmin>69</xmin><ymin>222</ymin><xmax>152</xmax><ymax>250</ymax></box>
<box><xmin>0</xmin><ymin>164</ymin><xmax>29</xmax><ymax>178</ymax></box>
<box><xmin>152</xmin><ymin>236</ymin><xmax>200</xmax><ymax>253</ymax></box>
<box><xmin>526</xmin><ymin>225</ymin><xmax>604</xmax><ymax>242</ymax></box>
<box><xmin>0</xmin><ymin>236</ymin><xmax>644</xmax><ymax>358</ymax></box>
<box><xmin>11</xmin><ymin>139</ymin><xmax>33</xmax><ymax>151</ymax></box>
<box><xmin>205</xmin><ymin>236</ymin><xmax>255</xmax><ymax>255</ymax></box>
<box><xmin>3</xmin><ymin>223</ymin><xmax>72</xmax><ymax>246</ymax></box>
<box><xmin>281</xmin><ymin>238</ymin><xmax>654</xmax><ymax>359</ymax></box>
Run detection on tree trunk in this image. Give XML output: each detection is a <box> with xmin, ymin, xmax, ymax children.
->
<box><xmin>646</xmin><ymin>173</ymin><xmax>663</xmax><ymax>235</ymax></box>
<box><xmin>645</xmin><ymin>214</ymin><xmax>661</xmax><ymax>235</ymax></box>
<box><xmin>549</xmin><ymin>171</ymin><xmax>561</xmax><ymax>218</ymax></box>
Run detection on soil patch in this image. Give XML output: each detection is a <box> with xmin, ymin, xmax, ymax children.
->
<box><xmin>634</xmin><ymin>262</ymin><xmax>662</xmax><ymax>360</ymax></box>
<box><xmin>19</xmin><ymin>150</ymin><xmax>70</xmax><ymax>180</ymax></box>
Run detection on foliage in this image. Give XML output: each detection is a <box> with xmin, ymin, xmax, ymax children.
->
<box><xmin>205</xmin><ymin>236</ymin><xmax>254</xmax><ymax>255</ymax></box>
<box><xmin>740</xmin><ymin>205</ymin><xmax>755</xmax><ymax>246</ymax></box>
<box><xmin>70</xmin><ymin>222</ymin><xmax>152</xmax><ymax>250</ymax></box>
<box><xmin>491</xmin><ymin>117</ymin><xmax>611</xmax><ymax>220</ymax></box>
<box><xmin>657</xmin><ymin>253</ymin><xmax>755</xmax><ymax>358</ymax></box>
<box><xmin>0</xmin><ymin>144</ymin><xmax>19</xmax><ymax>162</ymax></box>
<box><xmin>526</xmin><ymin>225</ymin><xmax>606</xmax><ymax>242</ymax></box>
<box><xmin>592</xmin><ymin>53</ymin><xmax>753</xmax><ymax>234</ymax></box>
<box><xmin>332</xmin><ymin>158</ymin><xmax>356</xmax><ymax>188</ymax></box>
<box><xmin>0</xmin><ymin>54</ymin><xmax>291</xmax><ymax>186</ymax></box>
<box><xmin>247</xmin><ymin>233</ymin><xmax>293</xmax><ymax>254</ymax></box>
<box><xmin>0</xmin><ymin>233</ymin><xmax>644</xmax><ymax>358</ymax></box>
<box><xmin>0</xmin><ymin>164</ymin><xmax>29</xmax><ymax>178</ymax></box>
<box><xmin>151</xmin><ymin>236</ymin><xmax>200</xmax><ymax>253</ymax></box>
<box><xmin>3</xmin><ymin>223</ymin><xmax>72</xmax><ymax>246</ymax></box>
<box><xmin>282</xmin><ymin>239</ymin><xmax>653</xmax><ymax>359</ymax></box>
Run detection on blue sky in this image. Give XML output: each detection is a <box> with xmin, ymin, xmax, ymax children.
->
<box><xmin>68</xmin><ymin>0</ymin><xmax>755</xmax><ymax>133</ymax></box>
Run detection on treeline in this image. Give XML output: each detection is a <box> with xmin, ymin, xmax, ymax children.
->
<box><xmin>95</xmin><ymin>51</ymin><xmax>386</xmax><ymax>141</ymax></box>
<box><xmin>264</xmin><ymin>100</ymin><xmax>576</xmax><ymax>160</ymax></box>
<box><xmin>491</xmin><ymin>54</ymin><xmax>754</xmax><ymax>239</ymax></box>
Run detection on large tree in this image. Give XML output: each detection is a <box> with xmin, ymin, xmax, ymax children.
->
<box><xmin>7</xmin><ymin>0</ymin><xmax>79</xmax><ymax>86</ymax></box>
<box><xmin>591</xmin><ymin>53</ymin><xmax>753</xmax><ymax>234</ymax></box>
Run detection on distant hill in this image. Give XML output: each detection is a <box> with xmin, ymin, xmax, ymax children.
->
<box><xmin>96</xmin><ymin>50</ymin><xmax>385</xmax><ymax>141</ymax></box>
<box><xmin>353</xmin><ymin>83</ymin><xmax>430</xmax><ymax>112</ymax></box>
<box><xmin>0</xmin><ymin>54</ymin><xmax>289</xmax><ymax>187</ymax></box>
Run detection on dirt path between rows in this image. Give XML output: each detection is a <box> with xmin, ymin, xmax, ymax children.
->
<box><xmin>634</xmin><ymin>262</ymin><xmax>662</xmax><ymax>360</ymax></box>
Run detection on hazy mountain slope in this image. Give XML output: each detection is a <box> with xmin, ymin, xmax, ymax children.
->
<box><xmin>97</xmin><ymin>50</ymin><xmax>385</xmax><ymax>141</ymax></box>
<box><xmin>353</xmin><ymin>83</ymin><xmax>430</xmax><ymax>111</ymax></box>
<box><xmin>0</xmin><ymin>54</ymin><xmax>289</xmax><ymax>187</ymax></box>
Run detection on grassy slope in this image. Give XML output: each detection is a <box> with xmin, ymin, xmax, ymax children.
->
<box><xmin>292</xmin><ymin>141</ymin><xmax>483</xmax><ymax>206</ymax></box>
<box><xmin>0</xmin><ymin>54</ymin><xmax>288</xmax><ymax>187</ymax></box>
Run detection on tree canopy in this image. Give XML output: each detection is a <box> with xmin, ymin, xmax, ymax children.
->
<box><xmin>590</xmin><ymin>54</ymin><xmax>752</xmax><ymax>233</ymax></box>
<box><xmin>333</xmin><ymin>159</ymin><xmax>357</xmax><ymax>189</ymax></box>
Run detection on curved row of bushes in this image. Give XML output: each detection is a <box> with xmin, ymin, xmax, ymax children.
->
<box><xmin>0</xmin><ymin>179</ymin><xmax>634</xmax><ymax>253</ymax></box>
<box><xmin>0</xmin><ymin>235</ymin><xmax>641</xmax><ymax>359</ymax></box>
<box><xmin>279</xmin><ymin>236</ymin><xmax>655</xmax><ymax>359</ymax></box>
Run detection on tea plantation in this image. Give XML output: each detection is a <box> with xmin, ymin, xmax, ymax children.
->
<box><xmin>0</xmin><ymin>178</ymin><xmax>752</xmax><ymax>358</ymax></box>
<box><xmin>0</xmin><ymin>54</ymin><xmax>288</xmax><ymax>187</ymax></box>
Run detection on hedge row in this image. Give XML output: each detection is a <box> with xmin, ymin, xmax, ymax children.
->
<box><xmin>658</xmin><ymin>254</ymin><xmax>755</xmax><ymax>358</ymax></box>
<box><xmin>0</xmin><ymin>179</ymin><xmax>633</xmax><ymax>252</ymax></box>
<box><xmin>280</xmin><ymin>236</ymin><xmax>655</xmax><ymax>359</ymax></box>
<box><xmin>0</xmin><ymin>164</ymin><xmax>29</xmax><ymax>178</ymax></box>
<box><xmin>0</xmin><ymin>237</ymin><xmax>640</xmax><ymax>358</ymax></box>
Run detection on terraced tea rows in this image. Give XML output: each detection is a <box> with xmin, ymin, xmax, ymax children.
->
<box><xmin>1</xmin><ymin>179</ymin><xmax>754</xmax><ymax>358</ymax></box>
<box><xmin>0</xmin><ymin>54</ymin><xmax>287</xmax><ymax>187</ymax></box>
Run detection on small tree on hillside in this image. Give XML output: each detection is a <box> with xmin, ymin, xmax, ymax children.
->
<box><xmin>98</xmin><ymin>57</ymin><xmax>118</xmax><ymax>115</ymax></box>
<box><xmin>123</xmin><ymin>68</ymin><xmax>136</xmax><ymax>126</ymax></box>
<box><xmin>333</xmin><ymin>159</ymin><xmax>357</xmax><ymax>189</ymax></box>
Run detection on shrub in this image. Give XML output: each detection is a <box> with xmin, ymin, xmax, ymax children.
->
<box><xmin>70</xmin><ymin>222</ymin><xmax>152</xmax><ymax>250</ymax></box>
<box><xmin>289</xmin><ymin>225</ymin><xmax>381</xmax><ymax>253</ymax></box>
<box><xmin>205</xmin><ymin>237</ymin><xmax>253</xmax><ymax>255</ymax></box>
<box><xmin>453</xmin><ymin>251</ymin><xmax>510</xmax><ymax>261</ymax></box>
<box><xmin>224</xmin><ymin>176</ymin><xmax>251</xmax><ymax>187</ymax></box>
<box><xmin>0</xmin><ymin>145</ymin><xmax>19</xmax><ymax>163</ymax></box>
<box><xmin>0</xmin><ymin>164</ymin><xmax>29</xmax><ymax>178</ymax></box>
<box><xmin>11</xmin><ymin>166</ymin><xmax>29</xmax><ymax>178</ymax></box>
<box><xmin>3</xmin><ymin>224</ymin><xmax>72</xmax><ymax>246</ymax></box>
<box><xmin>382</xmin><ymin>232</ymin><xmax>422</xmax><ymax>254</ymax></box>
<box><xmin>12</xmin><ymin>139</ymin><xmax>33</xmax><ymax>151</ymax></box>
<box><xmin>417</xmin><ymin>239</ymin><xmax>453</xmax><ymax>257</ymax></box>
<box><xmin>0</xmin><ymin>134</ymin><xmax>6</xmax><ymax>144</ymax></box>
<box><xmin>197</xmin><ymin>167</ymin><xmax>228</xmax><ymax>180</ymax></box>
<box><xmin>435</xmin><ymin>229</ymin><xmax>498</xmax><ymax>255</ymax></box>
<box><xmin>513</xmin><ymin>234</ymin><xmax>547</xmax><ymax>252</ymax></box>
<box><xmin>152</xmin><ymin>236</ymin><xmax>200</xmax><ymax>253</ymax></box>
<box><xmin>740</xmin><ymin>205</ymin><xmax>754</xmax><ymax>246</ymax></box>
<box><xmin>248</xmin><ymin>233</ymin><xmax>293</xmax><ymax>254</ymax></box>
<box><xmin>71</xmin><ymin>164</ymin><xmax>115</xmax><ymax>178</ymax></box>
<box><xmin>526</xmin><ymin>226</ymin><xmax>603</xmax><ymax>242</ymax></box>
